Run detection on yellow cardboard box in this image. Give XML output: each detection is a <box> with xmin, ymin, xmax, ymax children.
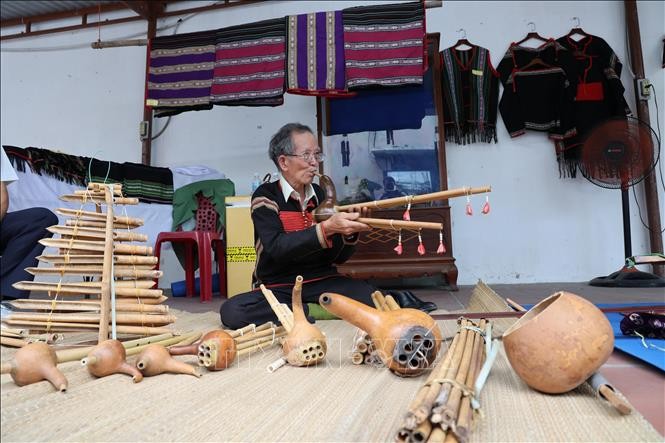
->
<box><xmin>225</xmin><ymin>196</ymin><xmax>256</xmax><ymax>297</ymax></box>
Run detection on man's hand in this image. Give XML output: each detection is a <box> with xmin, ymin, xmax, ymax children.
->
<box><xmin>321</xmin><ymin>211</ymin><xmax>371</xmax><ymax>237</ymax></box>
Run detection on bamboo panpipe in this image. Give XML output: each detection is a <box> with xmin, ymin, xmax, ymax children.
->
<box><xmin>39</xmin><ymin>238</ymin><xmax>152</xmax><ymax>255</ymax></box>
<box><xmin>25</xmin><ymin>266</ymin><xmax>162</xmax><ymax>279</ymax></box>
<box><xmin>8</xmin><ymin>299</ymin><xmax>169</xmax><ymax>314</ymax></box>
<box><xmin>320</xmin><ymin>292</ymin><xmax>441</xmax><ymax>376</ymax></box>
<box><xmin>3</xmin><ymin>320</ymin><xmax>172</xmax><ymax>335</ymax></box>
<box><xmin>47</xmin><ymin>226</ymin><xmax>148</xmax><ymax>242</ymax></box>
<box><xmin>196</xmin><ymin>331</ymin><xmax>236</xmax><ymax>370</ymax></box>
<box><xmin>5</xmin><ymin>312</ymin><xmax>176</xmax><ymax>326</ymax></box>
<box><xmin>60</xmin><ymin>194</ymin><xmax>138</xmax><ymax>205</ymax></box>
<box><xmin>261</xmin><ymin>277</ymin><xmax>327</xmax><ymax>367</ymax></box>
<box><xmin>136</xmin><ymin>344</ymin><xmax>201</xmax><ymax>378</ymax></box>
<box><xmin>38</xmin><ymin>254</ymin><xmax>157</xmax><ymax>265</ymax></box>
<box><xmin>0</xmin><ymin>342</ymin><xmax>68</xmax><ymax>391</ymax></box>
<box><xmin>81</xmin><ymin>339</ymin><xmax>143</xmax><ymax>382</ymax></box>
<box><xmin>56</xmin><ymin>208</ymin><xmax>142</xmax><ymax>226</ymax></box>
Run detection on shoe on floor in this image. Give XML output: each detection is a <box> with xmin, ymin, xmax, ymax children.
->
<box><xmin>387</xmin><ymin>290</ymin><xmax>438</xmax><ymax>313</ymax></box>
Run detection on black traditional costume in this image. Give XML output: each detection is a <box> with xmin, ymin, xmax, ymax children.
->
<box><xmin>440</xmin><ymin>45</ymin><xmax>500</xmax><ymax>144</ymax></box>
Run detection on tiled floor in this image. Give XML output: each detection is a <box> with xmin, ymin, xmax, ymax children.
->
<box><xmin>168</xmin><ymin>281</ymin><xmax>665</xmax><ymax>436</ymax></box>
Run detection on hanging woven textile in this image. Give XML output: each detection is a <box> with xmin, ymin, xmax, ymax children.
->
<box><xmin>286</xmin><ymin>10</ymin><xmax>351</xmax><ymax>96</ymax></box>
<box><xmin>342</xmin><ymin>1</ymin><xmax>426</xmax><ymax>89</ymax></box>
<box><xmin>211</xmin><ymin>17</ymin><xmax>287</xmax><ymax>106</ymax></box>
<box><xmin>147</xmin><ymin>29</ymin><xmax>217</xmax><ymax>111</ymax></box>
<box><xmin>440</xmin><ymin>45</ymin><xmax>500</xmax><ymax>145</ymax></box>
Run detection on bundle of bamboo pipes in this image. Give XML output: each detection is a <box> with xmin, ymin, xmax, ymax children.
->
<box><xmin>396</xmin><ymin>318</ymin><xmax>490</xmax><ymax>443</ymax></box>
<box><xmin>6</xmin><ymin>182</ymin><xmax>173</xmax><ymax>343</ymax></box>
<box><xmin>0</xmin><ymin>325</ymin><xmax>62</xmax><ymax>348</ymax></box>
<box><xmin>349</xmin><ymin>291</ymin><xmax>400</xmax><ymax>367</ymax></box>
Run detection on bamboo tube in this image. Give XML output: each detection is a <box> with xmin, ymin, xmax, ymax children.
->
<box><xmin>351</xmin><ymin>352</ymin><xmax>365</xmax><ymax>365</ymax></box>
<box><xmin>55</xmin><ymin>332</ymin><xmax>175</xmax><ymax>363</ymax></box>
<box><xmin>385</xmin><ymin>295</ymin><xmax>401</xmax><ymax>311</ymax></box>
<box><xmin>454</xmin><ymin>322</ymin><xmax>485</xmax><ymax>443</ymax></box>
<box><xmin>235</xmin><ymin>330</ymin><xmax>287</xmax><ymax>351</ymax></box>
<box><xmin>259</xmin><ymin>285</ymin><xmax>293</xmax><ymax>332</ymax></box>
<box><xmin>355</xmin><ymin>217</ymin><xmax>443</xmax><ymax>231</ymax></box>
<box><xmin>88</xmin><ymin>182</ymin><xmax>122</xmax><ymax>192</ymax></box>
<box><xmin>38</xmin><ymin>254</ymin><xmax>157</xmax><ymax>265</ymax></box>
<box><xmin>5</xmin><ymin>312</ymin><xmax>176</xmax><ymax>326</ymax></box>
<box><xmin>126</xmin><ymin>331</ymin><xmax>202</xmax><ymax>357</ymax></box>
<box><xmin>47</xmin><ymin>226</ymin><xmax>148</xmax><ymax>242</ymax></box>
<box><xmin>355</xmin><ymin>341</ymin><xmax>368</xmax><ymax>354</ymax></box>
<box><xmin>412</xmin><ymin>419</ymin><xmax>433</xmax><ymax>443</ymax></box>
<box><xmin>1</xmin><ymin>336</ymin><xmax>28</xmax><ymax>348</ymax></box>
<box><xmin>60</xmin><ymin>194</ymin><xmax>138</xmax><ymax>205</ymax></box>
<box><xmin>65</xmin><ymin>219</ymin><xmax>143</xmax><ymax>230</ymax></box>
<box><xmin>505</xmin><ymin>298</ymin><xmax>526</xmax><ymax>312</ymax></box>
<box><xmin>56</xmin><ymin>208</ymin><xmax>142</xmax><ymax>226</ymax></box>
<box><xmin>440</xmin><ymin>319</ymin><xmax>480</xmax><ymax>429</ymax></box>
<box><xmin>234</xmin><ymin>326</ymin><xmax>286</xmax><ymax>344</ymax></box>
<box><xmin>1</xmin><ymin>329</ymin><xmax>24</xmax><ymax>338</ymax></box>
<box><xmin>337</xmin><ymin>186</ymin><xmax>492</xmax><ymax>212</ymax></box>
<box><xmin>39</xmin><ymin>238</ymin><xmax>153</xmax><ymax>255</ymax></box>
<box><xmin>226</xmin><ymin>322</ymin><xmax>276</xmax><ymax>339</ymax></box>
<box><xmin>403</xmin><ymin>332</ymin><xmax>462</xmax><ymax>430</ymax></box>
<box><xmin>3</xmin><ymin>320</ymin><xmax>172</xmax><ymax>335</ymax></box>
<box><xmin>0</xmin><ymin>326</ymin><xmax>28</xmax><ymax>336</ymax></box>
<box><xmin>425</xmin><ymin>426</ymin><xmax>446</xmax><ymax>443</ymax></box>
<box><xmin>238</xmin><ymin>337</ymin><xmax>283</xmax><ymax>358</ymax></box>
<box><xmin>266</xmin><ymin>357</ymin><xmax>288</xmax><ymax>372</ymax></box>
<box><xmin>25</xmin><ymin>267</ymin><xmax>162</xmax><ymax>279</ymax></box>
<box><xmin>371</xmin><ymin>290</ymin><xmax>388</xmax><ymax>311</ymax></box>
<box><xmin>12</xmin><ymin>282</ymin><xmax>163</xmax><ymax>298</ymax></box>
<box><xmin>8</xmin><ymin>299</ymin><xmax>168</xmax><ymax>314</ymax></box>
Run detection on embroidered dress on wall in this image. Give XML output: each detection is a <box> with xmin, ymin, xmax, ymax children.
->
<box><xmin>497</xmin><ymin>40</ymin><xmax>578</xmax><ymax>141</ymax></box>
<box><xmin>553</xmin><ymin>34</ymin><xmax>631</xmax><ymax>178</ymax></box>
<box><xmin>342</xmin><ymin>1</ymin><xmax>426</xmax><ymax>89</ymax></box>
<box><xmin>286</xmin><ymin>11</ymin><xmax>351</xmax><ymax>96</ymax></box>
<box><xmin>147</xmin><ymin>30</ymin><xmax>217</xmax><ymax>112</ymax></box>
<box><xmin>441</xmin><ymin>45</ymin><xmax>500</xmax><ymax>144</ymax></box>
<box><xmin>211</xmin><ymin>18</ymin><xmax>286</xmax><ymax>106</ymax></box>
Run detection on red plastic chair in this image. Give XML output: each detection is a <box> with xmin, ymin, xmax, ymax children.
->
<box><xmin>155</xmin><ymin>194</ymin><xmax>226</xmax><ymax>302</ymax></box>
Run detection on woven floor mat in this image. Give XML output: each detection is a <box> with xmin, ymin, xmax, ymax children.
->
<box><xmin>1</xmin><ymin>310</ymin><xmax>661</xmax><ymax>442</ymax></box>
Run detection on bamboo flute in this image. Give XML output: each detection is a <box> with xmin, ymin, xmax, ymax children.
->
<box><xmin>8</xmin><ymin>299</ymin><xmax>168</xmax><ymax>313</ymax></box>
<box><xmin>4</xmin><ymin>320</ymin><xmax>172</xmax><ymax>335</ymax></box>
<box><xmin>56</xmin><ymin>208</ymin><xmax>142</xmax><ymax>226</ymax></box>
<box><xmin>37</xmin><ymin>254</ymin><xmax>157</xmax><ymax>265</ymax></box>
<box><xmin>5</xmin><ymin>312</ymin><xmax>176</xmax><ymax>326</ymax></box>
<box><xmin>438</xmin><ymin>319</ymin><xmax>480</xmax><ymax>429</ymax></box>
<box><xmin>337</xmin><ymin>186</ymin><xmax>492</xmax><ymax>213</ymax></box>
<box><xmin>26</xmin><ymin>266</ymin><xmax>162</xmax><ymax>279</ymax></box>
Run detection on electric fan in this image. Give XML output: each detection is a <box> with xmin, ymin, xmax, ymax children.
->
<box><xmin>579</xmin><ymin>116</ymin><xmax>665</xmax><ymax>287</ymax></box>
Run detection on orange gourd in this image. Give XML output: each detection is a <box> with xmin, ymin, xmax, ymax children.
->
<box><xmin>136</xmin><ymin>344</ymin><xmax>201</xmax><ymax>377</ymax></box>
<box><xmin>81</xmin><ymin>339</ymin><xmax>143</xmax><ymax>383</ymax></box>
<box><xmin>320</xmin><ymin>292</ymin><xmax>441</xmax><ymax>376</ymax></box>
<box><xmin>0</xmin><ymin>342</ymin><xmax>68</xmax><ymax>391</ymax></box>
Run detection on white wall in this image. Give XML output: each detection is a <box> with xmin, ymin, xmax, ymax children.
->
<box><xmin>1</xmin><ymin>1</ymin><xmax>664</xmax><ymax>285</ymax></box>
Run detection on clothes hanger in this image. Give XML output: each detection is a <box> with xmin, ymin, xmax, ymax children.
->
<box><xmin>520</xmin><ymin>56</ymin><xmax>552</xmax><ymax>71</ymax></box>
<box><xmin>515</xmin><ymin>22</ymin><xmax>549</xmax><ymax>48</ymax></box>
<box><xmin>453</xmin><ymin>28</ymin><xmax>474</xmax><ymax>50</ymax></box>
<box><xmin>565</xmin><ymin>17</ymin><xmax>589</xmax><ymax>42</ymax></box>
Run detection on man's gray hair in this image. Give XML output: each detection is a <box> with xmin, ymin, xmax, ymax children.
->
<box><xmin>269</xmin><ymin>123</ymin><xmax>313</xmax><ymax>168</ymax></box>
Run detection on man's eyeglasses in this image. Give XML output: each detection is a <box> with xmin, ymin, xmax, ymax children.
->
<box><xmin>285</xmin><ymin>152</ymin><xmax>325</xmax><ymax>163</ymax></box>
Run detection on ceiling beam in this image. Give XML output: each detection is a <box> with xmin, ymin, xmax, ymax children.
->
<box><xmin>121</xmin><ymin>1</ymin><xmax>167</xmax><ymax>20</ymax></box>
<box><xmin>1</xmin><ymin>2</ymin><xmax>128</xmax><ymax>28</ymax></box>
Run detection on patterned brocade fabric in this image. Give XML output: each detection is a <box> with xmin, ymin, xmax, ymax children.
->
<box><xmin>286</xmin><ymin>11</ymin><xmax>350</xmax><ymax>96</ymax></box>
<box><xmin>147</xmin><ymin>30</ymin><xmax>217</xmax><ymax>108</ymax></box>
<box><xmin>211</xmin><ymin>18</ymin><xmax>286</xmax><ymax>106</ymax></box>
<box><xmin>342</xmin><ymin>1</ymin><xmax>425</xmax><ymax>89</ymax></box>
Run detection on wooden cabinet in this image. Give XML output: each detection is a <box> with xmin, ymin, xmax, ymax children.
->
<box><xmin>317</xmin><ymin>33</ymin><xmax>458</xmax><ymax>289</ymax></box>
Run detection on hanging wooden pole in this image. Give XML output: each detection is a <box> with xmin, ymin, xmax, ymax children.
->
<box><xmin>624</xmin><ymin>0</ymin><xmax>664</xmax><ymax>276</ymax></box>
<box><xmin>141</xmin><ymin>17</ymin><xmax>157</xmax><ymax>166</ymax></box>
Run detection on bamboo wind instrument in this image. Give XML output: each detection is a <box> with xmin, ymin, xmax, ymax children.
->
<box><xmin>260</xmin><ymin>276</ymin><xmax>327</xmax><ymax>369</ymax></box>
<box><xmin>313</xmin><ymin>173</ymin><xmax>491</xmax><ymax>232</ymax></box>
<box><xmin>396</xmin><ymin>318</ymin><xmax>490</xmax><ymax>443</ymax></box>
<box><xmin>10</xmin><ymin>182</ymin><xmax>174</xmax><ymax>343</ymax></box>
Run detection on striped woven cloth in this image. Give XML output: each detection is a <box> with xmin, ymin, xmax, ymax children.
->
<box><xmin>342</xmin><ymin>1</ymin><xmax>426</xmax><ymax>89</ymax></box>
<box><xmin>211</xmin><ymin>18</ymin><xmax>286</xmax><ymax>106</ymax></box>
<box><xmin>147</xmin><ymin>30</ymin><xmax>216</xmax><ymax>109</ymax></box>
<box><xmin>286</xmin><ymin>10</ymin><xmax>352</xmax><ymax>96</ymax></box>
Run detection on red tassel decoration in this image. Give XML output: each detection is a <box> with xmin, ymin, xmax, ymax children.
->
<box><xmin>417</xmin><ymin>231</ymin><xmax>426</xmax><ymax>256</ymax></box>
<box><xmin>402</xmin><ymin>197</ymin><xmax>412</xmax><ymax>221</ymax></box>
<box><xmin>465</xmin><ymin>195</ymin><xmax>473</xmax><ymax>216</ymax></box>
<box><xmin>481</xmin><ymin>195</ymin><xmax>490</xmax><ymax>215</ymax></box>
<box><xmin>393</xmin><ymin>230</ymin><xmax>403</xmax><ymax>255</ymax></box>
<box><xmin>436</xmin><ymin>231</ymin><xmax>446</xmax><ymax>254</ymax></box>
